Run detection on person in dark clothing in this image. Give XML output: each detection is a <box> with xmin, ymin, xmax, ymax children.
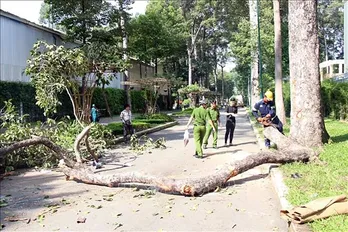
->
<box><xmin>120</xmin><ymin>104</ymin><xmax>134</xmax><ymax>143</ymax></box>
<box><xmin>252</xmin><ymin>90</ymin><xmax>283</xmax><ymax>149</ymax></box>
<box><xmin>225</xmin><ymin>100</ymin><xmax>238</xmax><ymax>146</ymax></box>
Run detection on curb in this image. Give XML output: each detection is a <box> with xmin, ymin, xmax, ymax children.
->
<box><xmin>246</xmin><ymin>111</ymin><xmax>312</xmax><ymax>232</ymax></box>
<box><xmin>113</xmin><ymin>121</ymin><xmax>178</xmax><ymax>144</ymax></box>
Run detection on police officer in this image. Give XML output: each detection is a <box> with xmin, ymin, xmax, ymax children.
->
<box><xmin>252</xmin><ymin>90</ymin><xmax>283</xmax><ymax>149</ymax></box>
<box><xmin>186</xmin><ymin>100</ymin><xmax>216</xmax><ymax>158</ymax></box>
<box><xmin>203</xmin><ymin>101</ymin><xmax>220</xmax><ymax>149</ymax></box>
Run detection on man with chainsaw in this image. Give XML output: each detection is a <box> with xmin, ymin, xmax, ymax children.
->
<box><xmin>252</xmin><ymin>90</ymin><xmax>283</xmax><ymax>149</ymax></box>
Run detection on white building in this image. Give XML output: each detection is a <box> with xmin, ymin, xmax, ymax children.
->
<box><xmin>319</xmin><ymin>59</ymin><xmax>345</xmax><ymax>81</ymax></box>
<box><xmin>0</xmin><ymin>9</ymin><xmax>122</xmax><ymax>89</ymax></box>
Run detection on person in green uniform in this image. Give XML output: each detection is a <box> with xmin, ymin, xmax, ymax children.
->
<box><xmin>203</xmin><ymin>101</ymin><xmax>220</xmax><ymax>149</ymax></box>
<box><xmin>186</xmin><ymin>100</ymin><xmax>216</xmax><ymax>158</ymax></box>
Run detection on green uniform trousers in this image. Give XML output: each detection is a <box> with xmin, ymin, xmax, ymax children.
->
<box><xmin>193</xmin><ymin>125</ymin><xmax>206</xmax><ymax>157</ymax></box>
<box><xmin>203</xmin><ymin>122</ymin><xmax>218</xmax><ymax>146</ymax></box>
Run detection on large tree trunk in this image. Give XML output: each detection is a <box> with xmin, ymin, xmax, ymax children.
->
<box><xmin>187</xmin><ymin>47</ymin><xmax>193</xmax><ymax>85</ymax></box>
<box><xmin>273</xmin><ymin>0</ymin><xmax>286</xmax><ymax>125</ymax></box>
<box><xmin>121</xmin><ymin>9</ymin><xmax>131</xmax><ymax>106</ymax></box>
<box><xmin>0</xmin><ymin>127</ymin><xmax>315</xmax><ymax>196</ymax></box>
<box><xmin>249</xmin><ymin>0</ymin><xmax>260</xmax><ymax>107</ymax></box>
<box><xmin>288</xmin><ymin>0</ymin><xmax>328</xmax><ymax>147</ymax></box>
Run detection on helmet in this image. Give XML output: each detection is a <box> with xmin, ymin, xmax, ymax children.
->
<box><xmin>264</xmin><ymin>90</ymin><xmax>273</xmax><ymax>101</ymax></box>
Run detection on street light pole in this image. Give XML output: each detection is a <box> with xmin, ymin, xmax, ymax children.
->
<box><xmin>257</xmin><ymin>0</ymin><xmax>263</xmax><ymax>98</ymax></box>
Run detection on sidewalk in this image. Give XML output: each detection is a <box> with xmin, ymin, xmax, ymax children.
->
<box><xmin>0</xmin><ymin>108</ymin><xmax>288</xmax><ymax>231</ymax></box>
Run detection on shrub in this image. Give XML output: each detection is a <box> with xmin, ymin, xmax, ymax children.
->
<box><xmin>0</xmin><ymin>101</ymin><xmax>114</xmax><ymax>172</ymax></box>
<box><xmin>130</xmin><ymin>90</ymin><xmax>146</xmax><ymax>113</ymax></box>
<box><xmin>135</xmin><ymin>113</ymin><xmax>174</xmax><ymax>122</ymax></box>
<box><xmin>321</xmin><ymin>80</ymin><xmax>348</xmax><ymax>120</ymax></box>
<box><xmin>106</xmin><ymin>121</ymin><xmax>151</xmax><ymax>135</ymax></box>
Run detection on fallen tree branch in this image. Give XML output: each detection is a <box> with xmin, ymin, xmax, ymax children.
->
<box><xmin>0</xmin><ymin>136</ymin><xmax>74</xmax><ymax>168</ymax></box>
<box><xmin>0</xmin><ymin>127</ymin><xmax>315</xmax><ymax>196</ymax></box>
<box><xmin>74</xmin><ymin>125</ymin><xmax>93</xmax><ymax>163</ymax></box>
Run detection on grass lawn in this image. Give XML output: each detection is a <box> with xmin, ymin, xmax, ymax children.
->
<box><xmin>281</xmin><ymin>119</ymin><xmax>348</xmax><ymax>232</ymax></box>
<box><xmin>247</xmin><ymin>108</ymin><xmax>348</xmax><ymax>231</ymax></box>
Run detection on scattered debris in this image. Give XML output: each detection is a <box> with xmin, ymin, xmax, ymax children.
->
<box><xmin>77</xmin><ymin>217</ymin><xmax>86</xmax><ymax>223</ymax></box>
<box><xmin>43</xmin><ymin>195</ymin><xmax>50</xmax><ymax>199</ymax></box>
<box><xmin>4</xmin><ymin>216</ymin><xmax>29</xmax><ymax>222</ymax></box>
<box><xmin>232</xmin><ymin>224</ymin><xmax>237</xmax><ymax>229</ymax></box>
<box><xmin>290</xmin><ymin>173</ymin><xmax>302</xmax><ymax>179</ymax></box>
<box><xmin>113</xmin><ymin>222</ymin><xmax>123</xmax><ymax>230</ymax></box>
<box><xmin>152</xmin><ymin>213</ymin><xmax>159</xmax><ymax>216</ymax></box>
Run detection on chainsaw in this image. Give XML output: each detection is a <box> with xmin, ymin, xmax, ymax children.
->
<box><xmin>257</xmin><ymin>116</ymin><xmax>273</xmax><ymax>126</ymax></box>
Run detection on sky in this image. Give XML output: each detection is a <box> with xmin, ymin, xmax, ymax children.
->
<box><xmin>0</xmin><ymin>0</ymin><xmax>234</xmax><ymax>71</ymax></box>
<box><xmin>0</xmin><ymin>0</ymin><xmax>149</xmax><ymax>23</ymax></box>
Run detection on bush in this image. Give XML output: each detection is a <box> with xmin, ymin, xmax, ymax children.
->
<box><xmin>136</xmin><ymin>113</ymin><xmax>174</xmax><ymax>122</ymax></box>
<box><xmin>0</xmin><ymin>81</ymin><xmax>146</xmax><ymax>120</ymax></box>
<box><xmin>92</xmin><ymin>88</ymin><xmax>126</xmax><ymax>116</ymax></box>
<box><xmin>106</xmin><ymin>121</ymin><xmax>151</xmax><ymax>135</ymax></box>
<box><xmin>282</xmin><ymin>80</ymin><xmax>348</xmax><ymax>120</ymax></box>
<box><xmin>0</xmin><ymin>101</ymin><xmax>114</xmax><ymax>172</ymax></box>
<box><xmin>130</xmin><ymin>90</ymin><xmax>146</xmax><ymax>113</ymax></box>
<box><xmin>321</xmin><ymin>80</ymin><xmax>348</xmax><ymax>120</ymax></box>
<box><xmin>172</xmin><ymin>108</ymin><xmax>194</xmax><ymax>116</ymax></box>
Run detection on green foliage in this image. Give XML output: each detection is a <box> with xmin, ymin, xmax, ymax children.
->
<box><xmin>130</xmin><ymin>135</ymin><xmax>166</xmax><ymax>153</ymax></box>
<box><xmin>318</xmin><ymin>0</ymin><xmax>344</xmax><ymax>60</ymax></box>
<box><xmin>106</xmin><ymin>121</ymin><xmax>151</xmax><ymax>136</ymax></box>
<box><xmin>178</xmin><ymin>84</ymin><xmax>209</xmax><ymax>95</ymax></box>
<box><xmin>281</xmin><ymin>119</ymin><xmax>348</xmax><ymax>231</ymax></box>
<box><xmin>25</xmin><ymin>41</ymin><xmax>89</xmax><ymax>116</ymax></box>
<box><xmin>172</xmin><ymin>108</ymin><xmax>194</xmax><ymax>117</ymax></box>
<box><xmin>321</xmin><ymin>80</ymin><xmax>348</xmax><ymax>120</ymax></box>
<box><xmin>135</xmin><ymin>113</ymin><xmax>174</xmax><ymax>122</ymax></box>
<box><xmin>130</xmin><ymin>90</ymin><xmax>146</xmax><ymax>113</ymax></box>
<box><xmin>0</xmin><ymin>101</ymin><xmax>114</xmax><ymax>171</ymax></box>
<box><xmin>283</xmin><ymin>82</ymin><xmax>291</xmax><ymax>117</ymax></box>
<box><xmin>0</xmin><ymin>81</ymin><xmax>146</xmax><ymax>120</ymax></box>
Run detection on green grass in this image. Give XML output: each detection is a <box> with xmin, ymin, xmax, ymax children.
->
<box><xmin>247</xmin><ymin>108</ymin><xmax>348</xmax><ymax>231</ymax></box>
<box><xmin>172</xmin><ymin>108</ymin><xmax>194</xmax><ymax>117</ymax></box>
<box><xmin>281</xmin><ymin>120</ymin><xmax>348</xmax><ymax>232</ymax></box>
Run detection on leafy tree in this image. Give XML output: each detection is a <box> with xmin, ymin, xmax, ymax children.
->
<box><xmin>318</xmin><ymin>0</ymin><xmax>344</xmax><ymax>61</ymax></box>
<box><xmin>25</xmin><ymin>41</ymin><xmax>128</xmax><ymax>124</ymax></box>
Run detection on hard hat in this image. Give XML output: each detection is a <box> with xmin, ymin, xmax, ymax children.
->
<box><xmin>265</xmin><ymin>90</ymin><xmax>273</xmax><ymax>101</ymax></box>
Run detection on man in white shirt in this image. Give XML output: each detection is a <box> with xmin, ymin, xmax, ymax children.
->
<box><xmin>120</xmin><ymin>104</ymin><xmax>134</xmax><ymax>143</ymax></box>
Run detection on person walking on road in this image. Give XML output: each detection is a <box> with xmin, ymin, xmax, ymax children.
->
<box><xmin>203</xmin><ymin>101</ymin><xmax>220</xmax><ymax>149</ymax></box>
<box><xmin>186</xmin><ymin>100</ymin><xmax>216</xmax><ymax>159</ymax></box>
<box><xmin>120</xmin><ymin>104</ymin><xmax>134</xmax><ymax>143</ymax></box>
<box><xmin>91</xmin><ymin>104</ymin><xmax>98</xmax><ymax>123</ymax></box>
<box><xmin>225</xmin><ymin>100</ymin><xmax>238</xmax><ymax>146</ymax></box>
<box><xmin>252</xmin><ymin>90</ymin><xmax>283</xmax><ymax>149</ymax></box>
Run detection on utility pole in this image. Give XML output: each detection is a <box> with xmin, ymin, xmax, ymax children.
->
<box><xmin>345</xmin><ymin>1</ymin><xmax>348</xmax><ymax>72</ymax></box>
<box><xmin>257</xmin><ymin>0</ymin><xmax>263</xmax><ymax>98</ymax></box>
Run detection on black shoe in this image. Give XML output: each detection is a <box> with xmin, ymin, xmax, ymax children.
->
<box><xmin>194</xmin><ymin>154</ymin><xmax>203</xmax><ymax>159</ymax></box>
<box><xmin>203</xmin><ymin>144</ymin><xmax>207</xmax><ymax>149</ymax></box>
<box><xmin>213</xmin><ymin>145</ymin><xmax>218</xmax><ymax>149</ymax></box>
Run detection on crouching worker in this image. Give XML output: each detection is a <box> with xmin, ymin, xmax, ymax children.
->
<box><xmin>203</xmin><ymin>101</ymin><xmax>220</xmax><ymax>149</ymax></box>
<box><xmin>120</xmin><ymin>104</ymin><xmax>134</xmax><ymax>143</ymax></box>
<box><xmin>252</xmin><ymin>90</ymin><xmax>283</xmax><ymax>149</ymax></box>
<box><xmin>186</xmin><ymin>100</ymin><xmax>216</xmax><ymax>159</ymax></box>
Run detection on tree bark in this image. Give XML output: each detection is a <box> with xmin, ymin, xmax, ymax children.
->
<box><xmin>187</xmin><ymin>47</ymin><xmax>193</xmax><ymax>85</ymax></box>
<box><xmin>62</xmin><ymin>127</ymin><xmax>314</xmax><ymax>196</ymax></box>
<box><xmin>249</xmin><ymin>0</ymin><xmax>260</xmax><ymax>107</ymax></box>
<box><xmin>0</xmin><ymin>127</ymin><xmax>315</xmax><ymax>196</ymax></box>
<box><xmin>288</xmin><ymin>0</ymin><xmax>328</xmax><ymax>147</ymax></box>
<box><xmin>273</xmin><ymin>0</ymin><xmax>286</xmax><ymax>125</ymax></box>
